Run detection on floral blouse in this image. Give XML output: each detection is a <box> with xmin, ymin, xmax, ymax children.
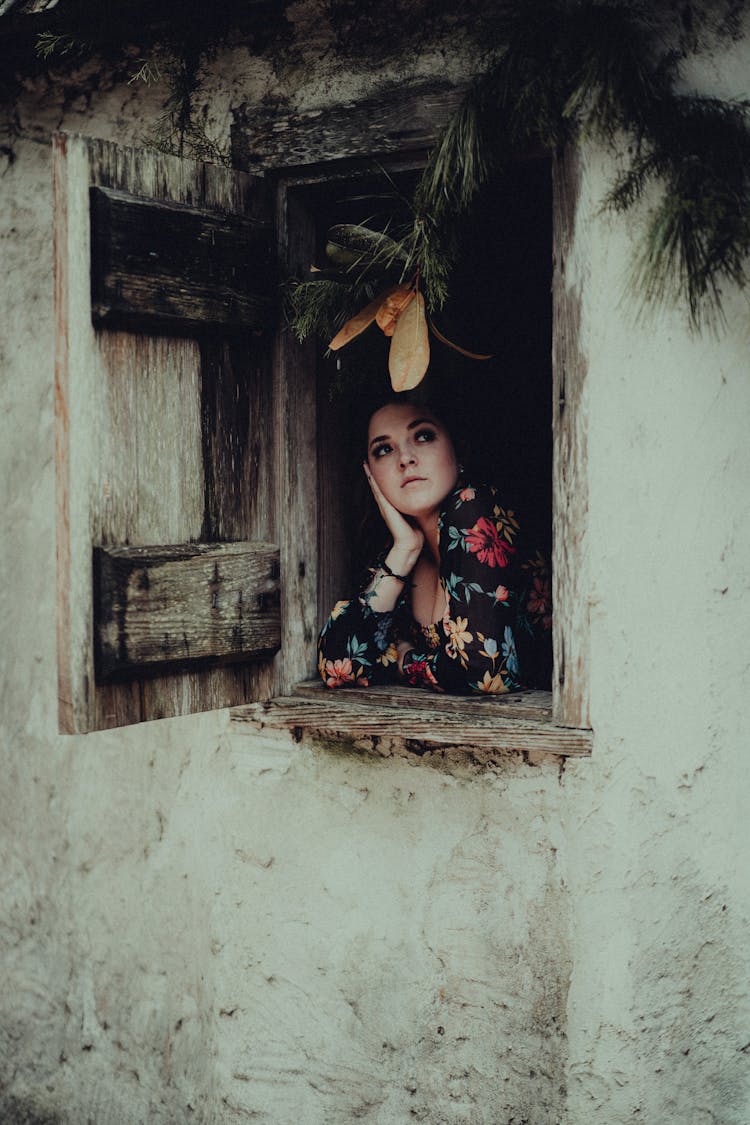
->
<box><xmin>318</xmin><ymin>482</ymin><xmax>552</xmax><ymax>694</ymax></box>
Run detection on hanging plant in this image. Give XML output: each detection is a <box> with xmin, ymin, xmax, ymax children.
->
<box><xmin>287</xmin><ymin>221</ymin><xmax>491</xmax><ymax>390</ymax></box>
<box><xmin>289</xmin><ymin>0</ymin><xmax>750</xmax><ymax>352</ymax></box>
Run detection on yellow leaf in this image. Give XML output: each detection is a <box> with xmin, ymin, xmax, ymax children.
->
<box><xmin>375</xmin><ymin>285</ymin><xmax>415</xmax><ymax>336</ymax></box>
<box><xmin>388</xmin><ymin>289</ymin><xmax>430</xmax><ymax>392</ymax></box>
<box><xmin>328</xmin><ymin>286</ymin><xmax>399</xmax><ymax>351</ymax></box>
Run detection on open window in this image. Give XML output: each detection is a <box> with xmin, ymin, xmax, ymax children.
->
<box><xmin>55</xmin><ymin>83</ymin><xmax>591</xmax><ymax>756</ymax></box>
<box><xmin>241</xmin><ymin>127</ymin><xmax>592</xmax><ymax>760</ymax></box>
<box><xmin>309</xmin><ymin>156</ymin><xmax>553</xmax><ymax>626</ymax></box>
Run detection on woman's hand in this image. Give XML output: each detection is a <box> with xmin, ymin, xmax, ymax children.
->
<box><xmin>363</xmin><ymin>463</ymin><xmax>423</xmax><ymax>571</ymax></box>
<box><xmin>396</xmin><ymin>640</ymin><xmax>415</xmax><ymax>676</ymax></box>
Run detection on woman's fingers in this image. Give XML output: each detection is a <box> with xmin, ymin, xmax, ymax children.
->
<box><xmin>363</xmin><ymin>462</ymin><xmax>400</xmax><ymax>523</ymax></box>
<box><xmin>363</xmin><ymin>463</ymin><xmax>423</xmax><ymax>553</ymax></box>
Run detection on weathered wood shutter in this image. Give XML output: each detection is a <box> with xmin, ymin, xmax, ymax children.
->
<box><xmin>54</xmin><ymin>134</ymin><xmax>279</xmax><ymax>733</ymax></box>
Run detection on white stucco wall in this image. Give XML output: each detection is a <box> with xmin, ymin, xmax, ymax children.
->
<box><xmin>561</xmin><ymin>140</ymin><xmax>750</xmax><ymax>1122</ymax></box>
<box><xmin>1</xmin><ymin>8</ymin><xmax>748</xmax><ymax>1123</ymax></box>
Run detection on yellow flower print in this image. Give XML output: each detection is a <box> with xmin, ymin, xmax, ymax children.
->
<box><xmin>331</xmin><ymin>599</ymin><xmax>350</xmax><ymax>620</ymax></box>
<box><xmin>377</xmin><ymin>643</ymin><xmax>398</xmax><ymax>667</ymax></box>
<box><xmin>423</xmin><ymin>623</ymin><xmax>441</xmax><ymax>648</ymax></box>
<box><xmin>444</xmin><ymin>615</ymin><xmax>473</xmax><ymax>666</ymax></box>
<box><xmin>494</xmin><ymin>506</ymin><xmax>520</xmax><ymax>545</ymax></box>
<box><xmin>473</xmin><ymin>670</ymin><xmax>509</xmax><ymax>694</ymax></box>
<box><xmin>445</xmin><ymin>615</ymin><xmax>473</xmax><ymax>650</ymax></box>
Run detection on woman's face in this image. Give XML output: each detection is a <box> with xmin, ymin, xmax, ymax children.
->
<box><xmin>366</xmin><ymin>403</ymin><xmax>459</xmax><ymax>520</ymax></box>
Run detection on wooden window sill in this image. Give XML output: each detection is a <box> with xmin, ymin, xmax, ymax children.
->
<box><xmin>230</xmin><ymin>681</ymin><xmax>592</xmax><ymax>767</ymax></box>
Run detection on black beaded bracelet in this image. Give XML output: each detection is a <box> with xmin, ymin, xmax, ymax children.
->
<box><xmin>380</xmin><ymin>559</ymin><xmax>410</xmax><ymax>583</ymax></box>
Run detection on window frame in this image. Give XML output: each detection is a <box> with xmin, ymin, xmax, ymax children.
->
<box><xmin>240</xmin><ymin>142</ymin><xmax>592</xmax><ymax>758</ymax></box>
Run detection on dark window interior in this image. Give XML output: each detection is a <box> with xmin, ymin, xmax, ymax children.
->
<box><xmin>308</xmin><ymin>157</ymin><xmax>552</xmax><ymax>612</ymax></box>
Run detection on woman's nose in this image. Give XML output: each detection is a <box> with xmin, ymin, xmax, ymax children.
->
<box><xmin>399</xmin><ymin>447</ymin><xmax>417</xmax><ymax>467</ymax></box>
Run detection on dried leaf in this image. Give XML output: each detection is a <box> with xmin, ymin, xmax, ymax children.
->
<box><xmin>376</xmin><ymin>286</ymin><xmax>415</xmax><ymax>336</ymax></box>
<box><xmin>328</xmin><ymin>286</ymin><xmax>399</xmax><ymax>350</ymax></box>
<box><xmin>389</xmin><ymin>289</ymin><xmax>430</xmax><ymax>391</ymax></box>
<box><xmin>428</xmin><ymin>318</ymin><xmax>493</xmax><ymax>360</ymax></box>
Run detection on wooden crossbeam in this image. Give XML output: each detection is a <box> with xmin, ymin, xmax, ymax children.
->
<box><xmin>89</xmin><ymin>186</ymin><xmax>272</xmax><ymax>333</ymax></box>
<box><xmin>94</xmin><ymin>540</ymin><xmax>280</xmax><ymax>680</ymax></box>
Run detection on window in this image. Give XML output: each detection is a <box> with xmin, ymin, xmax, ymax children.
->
<box><xmin>238</xmin><ymin>133</ymin><xmax>591</xmax><ymax>760</ymax></box>
<box><xmin>55</xmin><ymin>84</ymin><xmax>591</xmax><ymax>755</ymax></box>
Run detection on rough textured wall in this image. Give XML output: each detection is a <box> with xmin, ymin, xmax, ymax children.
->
<box><xmin>210</xmin><ymin>733</ymin><xmax>570</xmax><ymax>1124</ymax></box>
<box><xmin>1</xmin><ymin>4</ymin><xmax>749</xmax><ymax>1123</ymax></box>
<box><xmin>559</xmin><ymin>26</ymin><xmax>750</xmax><ymax>1124</ymax></box>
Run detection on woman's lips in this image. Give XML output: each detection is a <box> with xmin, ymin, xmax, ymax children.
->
<box><xmin>401</xmin><ymin>476</ymin><xmax>427</xmax><ymax>487</ymax></box>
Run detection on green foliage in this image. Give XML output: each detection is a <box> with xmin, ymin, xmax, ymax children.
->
<box><xmin>138</xmin><ymin>47</ymin><xmax>230</xmax><ymax>164</ymax></box>
<box><xmin>33</xmin><ymin>6</ymin><xmax>233</xmax><ymax>164</ymax></box>
<box><xmin>36</xmin><ymin>32</ymin><xmax>90</xmax><ymax>59</ymax></box>
<box><xmin>616</xmin><ymin>95</ymin><xmax>750</xmax><ymax>327</ymax></box>
<box><xmin>405</xmin><ymin>0</ymin><xmax>750</xmax><ymax>330</ymax></box>
<box><xmin>31</xmin><ymin>0</ymin><xmax>750</xmax><ymax>330</ymax></box>
<box><xmin>285</xmin><ymin>279</ymin><xmax>368</xmax><ymax>344</ymax></box>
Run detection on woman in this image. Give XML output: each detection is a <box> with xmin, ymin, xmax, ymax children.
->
<box><xmin>318</xmin><ymin>400</ymin><xmax>551</xmax><ymax>693</ymax></box>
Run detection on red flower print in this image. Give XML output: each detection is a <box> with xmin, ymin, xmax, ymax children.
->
<box><xmin>494</xmin><ymin>584</ymin><xmax>510</xmax><ymax>603</ymax></box>
<box><xmin>464</xmin><ymin>517</ymin><xmax>515</xmax><ymax>568</ymax></box>
<box><xmin>527</xmin><ymin>576</ymin><xmax>551</xmax><ymax>617</ymax></box>
<box><xmin>324</xmin><ymin>657</ymin><xmax>355</xmax><ymax>688</ymax></box>
<box><xmin>459</xmin><ymin>487</ymin><xmax>476</xmax><ymax>502</ymax></box>
<box><xmin>403</xmin><ymin>658</ymin><xmax>442</xmax><ymax>691</ymax></box>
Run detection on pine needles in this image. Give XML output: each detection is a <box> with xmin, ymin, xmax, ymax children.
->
<box><xmin>286</xmin><ymin>279</ymin><xmax>368</xmax><ymax>344</ymax></box>
<box><xmin>606</xmin><ymin>92</ymin><xmax>750</xmax><ymax>327</ymax></box>
<box><xmin>410</xmin><ymin>0</ymin><xmax>750</xmax><ymax>331</ymax></box>
<box><xmin>37</xmin><ymin>0</ymin><xmax>749</xmax><ymax>334</ymax></box>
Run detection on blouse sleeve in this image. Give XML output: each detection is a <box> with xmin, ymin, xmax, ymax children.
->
<box><xmin>317</xmin><ymin>581</ymin><xmax>404</xmax><ymax>689</ymax></box>
<box><xmin>402</xmin><ymin>485</ymin><xmax>550</xmax><ymax>694</ymax></box>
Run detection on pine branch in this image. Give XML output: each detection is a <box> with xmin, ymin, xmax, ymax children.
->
<box><xmin>36</xmin><ymin>31</ymin><xmax>91</xmax><ymax>59</ymax></box>
<box><xmin>286</xmin><ymin>279</ymin><xmax>379</xmax><ymax>343</ymax></box>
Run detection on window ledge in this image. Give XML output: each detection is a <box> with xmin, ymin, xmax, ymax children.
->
<box><xmin>230</xmin><ymin>682</ymin><xmax>592</xmax><ymax>768</ymax></box>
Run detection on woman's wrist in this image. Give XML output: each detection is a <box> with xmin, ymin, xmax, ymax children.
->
<box><xmin>379</xmin><ymin>558</ymin><xmax>410</xmax><ymax>583</ymax></box>
<box><xmin>385</xmin><ymin>545</ymin><xmax>420</xmax><ymax>578</ymax></box>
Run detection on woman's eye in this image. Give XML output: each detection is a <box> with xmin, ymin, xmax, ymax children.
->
<box><xmin>415</xmin><ymin>428</ymin><xmax>436</xmax><ymax>443</ymax></box>
<box><xmin>372</xmin><ymin>443</ymin><xmax>392</xmax><ymax>458</ymax></box>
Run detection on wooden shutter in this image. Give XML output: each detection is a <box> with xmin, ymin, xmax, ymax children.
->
<box><xmin>54</xmin><ymin>134</ymin><xmax>278</xmax><ymax>733</ymax></box>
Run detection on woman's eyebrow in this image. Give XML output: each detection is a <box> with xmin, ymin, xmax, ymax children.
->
<box><xmin>368</xmin><ymin>433</ymin><xmax>390</xmax><ymax>447</ymax></box>
<box><xmin>407</xmin><ymin>417</ymin><xmax>436</xmax><ymax>430</ymax></box>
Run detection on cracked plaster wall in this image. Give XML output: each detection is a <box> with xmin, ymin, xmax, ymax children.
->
<box><xmin>1</xmin><ymin>5</ymin><xmax>749</xmax><ymax>1123</ymax></box>
<box><xmin>557</xmin><ymin>29</ymin><xmax>750</xmax><ymax>1124</ymax></box>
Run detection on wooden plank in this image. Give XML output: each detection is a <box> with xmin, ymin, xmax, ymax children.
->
<box><xmin>89</xmin><ymin>186</ymin><xmax>272</xmax><ymax>332</ymax></box>
<box><xmin>292</xmin><ymin>679</ymin><xmax>554</xmax><ymax>721</ymax></box>
<box><xmin>272</xmin><ymin>183</ymin><xmax>320</xmax><ymax>693</ymax></box>
<box><xmin>232</xmin><ymin>692</ymin><xmax>592</xmax><ymax>758</ymax></box>
<box><xmin>94</xmin><ymin>541</ymin><xmax>280</xmax><ymax>680</ymax></box>
<box><xmin>54</xmin><ymin>134</ymin><xmax>277</xmax><ymax>732</ymax></box>
<box><xmin>198</xmin><ymin>333</ymin><xmax>273</xmax><ymax>542</ymax></box>
<box><xmin>232</xmin><ymin>80</ymin><xmax>466</xmax><ymax>172</ymax></box>
<box><xmin>316</xmin><ymin>376</ymin><xmax>353</xmax><ymax>640</ymax></box>
<box><xmin>551</xmin><ymin>146</ymin><xmax>590</xmax><ymax>729</ymax></box>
